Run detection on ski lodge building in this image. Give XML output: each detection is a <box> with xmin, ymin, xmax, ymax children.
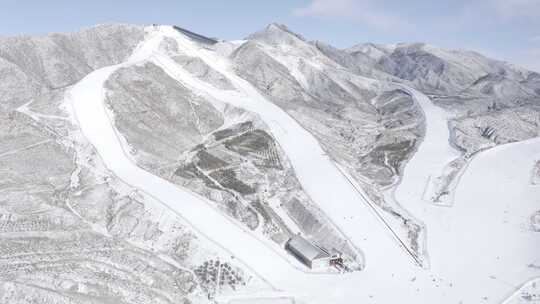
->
<box><xmin>285</xmin><ymin>235</ymin><xmax>342</xmax><ymax>269</ymax></box>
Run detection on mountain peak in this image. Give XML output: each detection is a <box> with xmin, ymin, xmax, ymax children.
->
<box><xmin>265</xmin><ymin>22</ymin><xmax>288</xmax><ymax>32</ymax></box>
<box><xmin>247</xmin><ymin>23</ymin><xmax>306</xmax><ymax>45</ymax></box>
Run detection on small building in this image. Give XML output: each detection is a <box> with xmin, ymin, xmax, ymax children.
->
<box><xmin>285</xmin><ymin>235</ymin><xmax>341</xmax><ymax>269</ymax></box>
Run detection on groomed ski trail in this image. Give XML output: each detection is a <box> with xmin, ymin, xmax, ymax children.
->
<box><xmin>148</xmin><ymin>26</ymin><xmax>414</xmax><ymax>270</ymax></box>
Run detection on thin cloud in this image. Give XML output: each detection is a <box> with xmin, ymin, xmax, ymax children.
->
<box><xmin>491</xmin><ymin>0</ymin><xmax>540</xmax><ymax>20</ymax></box>
<box><xmin>292</xmin><ymin>0</ymin><xmax>404</xmax><ymax>30</ymax></box>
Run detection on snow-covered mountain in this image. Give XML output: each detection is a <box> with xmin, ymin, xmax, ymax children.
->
<box><xmin>0</xmin><ymin>23</ymin><xmax>538</xmax><ymax>304</ymax></box>
<box><xmin>343</xmin><ymin>42</ymin><xmax>540</xmax><ymax>97</ymax></box>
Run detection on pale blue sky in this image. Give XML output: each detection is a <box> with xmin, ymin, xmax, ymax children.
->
<box><xmin>1</xmin><ymin>0</ymin><xmax>539</xmax><ymax>71</ymax></box>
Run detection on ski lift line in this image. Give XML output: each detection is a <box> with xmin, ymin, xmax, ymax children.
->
<box><xmin>331</xmin><ymin>161</ymin><xmax>424</xmax><ymax>267</ymax></box>
<box><xmin>274</xmin><ymin>96</ymin><xmax>423</xmax><ymax>267</ymax></box>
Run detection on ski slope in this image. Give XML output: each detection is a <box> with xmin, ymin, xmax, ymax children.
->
<box><xmin>148</xmin><ymin>26</ymin><xmax>414</xmax><ymax>269</ymax></box>
<box><xmin>394</xmin><ymin>87</ymin><xmax>540</xmax><ymax>302</ymax></box>
<box><xmin>396</xmin><ymin>86</ymin><xmax>462</xmax><ymax>206</ymax></box>
<box><xmin>67</xmin><ymin>33</ymin><xmax>306</xmax><ymax>290</ymax></box>
<box><xmin>68</xmin><ymin>26</ymin><xmax>540</xmax><ymax>303</ymax></box>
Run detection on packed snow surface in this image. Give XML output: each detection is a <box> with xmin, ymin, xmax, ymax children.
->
<box><xmin>69</xmin><ymin>26</ymin><xmax>540</xmax><ymax>303</ymax></box>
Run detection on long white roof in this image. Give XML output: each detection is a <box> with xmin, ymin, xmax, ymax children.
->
<box><xmin>287</xmin><ymin>235</ymin><xmax>328</xmax><ymax>261</ymax></box>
